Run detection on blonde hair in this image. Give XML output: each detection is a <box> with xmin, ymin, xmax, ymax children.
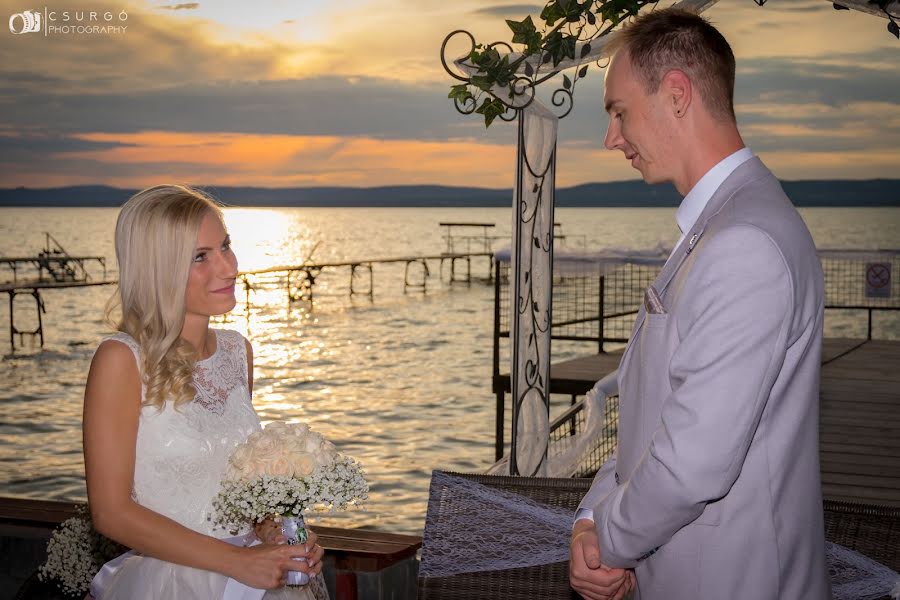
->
<box><xmin>107</xmin><ymin>184</ymin><xmax>225</xmax><ymax>409</ymax></box>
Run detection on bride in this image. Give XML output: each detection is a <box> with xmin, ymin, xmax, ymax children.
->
<box><xmin>83</xmin><ymin>184</ymin><xmax>328</xmax><ymax>599</ymax></box>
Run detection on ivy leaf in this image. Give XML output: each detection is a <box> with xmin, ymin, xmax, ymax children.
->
<box><xmin>545</xmin><ymin>31</ymin><xmax>577</xmax><ymax>66</ymax></box>
<box><xmin>586</xmin><ymin>10</ymin><xmax>596</xmax><ymax>25</ymax></box>
<box><xmin>580</xmin><ymin>42</ymin><xmax>592</xmax><ymax>58</ymax></box>
<box><xmin>832</xmin><ymin>2</ymin><xmax>849</xmax><ymax>9</ymax></box>
<box><xmin>475</xmin><ymin>97</ymin><xmax>506</xmax><ymax>127</ymax></box>
<box><xmin>889</xmin><ymin>20</ymin><xmax>900</xmax><ymax>38</ymax></box>
<box><xmin>540</xmin><ymin>1</ymin><xmax>567</xmax><ymax>25</ymax></box>
<box><xmin>447</xmin><ymin>84</ymin><xmax>472</xmax><ymax>103</ymax></box>
<box><xmin>579</xmin><ymin>65</ymin><xmax>589</xmax><ymax>78</ymax></box>
<box><xmin>563</xmin><ymin>74</ymin><xmax>572</xmax><ymax>90</ymax></box>
<box><xmin>524</xmin><ymin>61</ymin><xmax>534</xmax><ymax>77</ymax></box>
<box><xmin>507</xmin><ymin>15</ymin><xmax>537</xmax><ymax>45</ymax></box>
<box><xmin>471</xmin><ymin>75</ymin><xmax>495</xmax><ymax>91</ymax></box>
<box><xmin>526</xmin><ymin>31</ymin><xmax>543</xmax><ymax>55</ymax></box>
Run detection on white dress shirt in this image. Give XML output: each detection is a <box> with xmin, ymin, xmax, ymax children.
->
<box><xmin>574</xmin><ymin>147</ymin><xmax>754</xmax><ymax>527</ymax></box>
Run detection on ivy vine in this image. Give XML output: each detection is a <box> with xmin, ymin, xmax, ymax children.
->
<box><xmin>445</xmin><ymin>0</ymin><xmax>898</xmax><ymax>127</ymax></box>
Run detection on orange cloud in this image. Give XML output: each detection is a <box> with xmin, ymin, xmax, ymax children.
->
<box><xmin>8</xmin><ymin>131</ymin><xmax>517</xmax><ymax>188</ymax></box>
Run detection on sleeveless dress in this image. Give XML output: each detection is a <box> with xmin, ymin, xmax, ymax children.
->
<box><xmin>93</xmin><ymin>329</ymin><xmax>329</xmax><ymax>600</ymax></box>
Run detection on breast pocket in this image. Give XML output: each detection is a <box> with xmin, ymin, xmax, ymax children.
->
<box><xmin>696</xmin><ymin>498</ymin><xmax>723</xmax><ymax>526</ymax></box>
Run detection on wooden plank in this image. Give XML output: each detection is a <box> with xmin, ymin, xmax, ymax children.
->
<box><xmin>0</xmin><ymin>497</ymin><xmax>422</xmax><ymax>573</ymax></box>
<box><xmin>821</xmin><ymin>441</ymin><xmax>900</xmax><ymax>458</ymax></box>
<box><xmin>822</xmin><ymin>483</ymin><xmax>900</xmax><ymax>507</ymax></box>
<box><xmin>820</xmin><ymin>338</ymin><xmax>867</xmax><ymax>363</ymax></box>
<box><xmin>820</xmin><ymin>460</ymin><xmax>900</xmax><ymax>478</ymax></box>
<box><xmin>820</xmin><ymin>472</ymin><xmax>900</xmax><ymax>491</ymax></box>
<box><xmin>817</xmin><ymin>339</ymin><xmax>900</xmax><ymax>508</ymax></box>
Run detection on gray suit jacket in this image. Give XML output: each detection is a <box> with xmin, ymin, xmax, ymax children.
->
<box><xmin>577</xmin><ymin>158</ymin><xmax>831</xmax><ymax>599</ymax></box>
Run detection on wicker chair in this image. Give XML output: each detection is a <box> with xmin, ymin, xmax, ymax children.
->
<box><xmin>418</xmin><ymin>471</ymin><xmax>900</xmax><ymax>600</ymax></box>
<box><xmin>417</xmin><ymin>472</ymin><xmax>591</xmax><ymax>600</ymax></box>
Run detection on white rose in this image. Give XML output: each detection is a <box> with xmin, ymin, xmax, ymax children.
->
<box><xmin>265</xmin><ymin>421</ymin><xmax>287</xmax><ymax>432</ymax></box>
<box><xmin>250</xmin><ymin>436</ymin><xmax>279</xmax><ymax>461</ymax></box>
<box><xmin>265</xmin><ymin>457</ymin><xmax>293</xmax><ymax>477</ymax></box>
<box><xmin>290</xmin><ymin>423</ymin><xmax>310</xmax><ymax>437</ymax></box>
<box><xmin>242</xmin><ymin>461</ymin><xmax>262</xmax><ymax>479</ymax></box>
<box><xmin>284</xmin><ymin>437</ymin><xmax>306</xmax><ymax>456</ymax></box>
<box><xmin>230</xmin><ymin>445</ymin><xmax>253</xmax><ymax>470</ymax></box>
<box><xmin>291</xmin><ymin>454</ymin><xmax>316</xmax><ymax>477</ymax></box>
<box><xmin>304</xmin><ymin>432</ymin><xmax>324</xmax><ymax>453</ymax></box>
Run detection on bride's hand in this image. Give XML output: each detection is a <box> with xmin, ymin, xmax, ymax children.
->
<box><xmin>227</xmin><ymin>543</ymin><xmax>312</xmax><ymax>590</ymax></box>
<box><xmin>302</xmin><ymin>529</ymin><xmax>325</xmax><ymax>576</ymax></box>
<box><xmin>250</xmin><ymin>524</ymin><xmax>326</xmax><ymax>578</ymax></box>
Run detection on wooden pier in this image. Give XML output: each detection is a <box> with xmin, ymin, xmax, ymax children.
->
<box><xmin>237</xmin><ymin>251</ymin><xmax>494</xmax><ymax>306</ymax></box>
<box><xmin>1</xmin><ymin>233</ymin><xmax>113</xmax><ymax>351</ymax></box>
<box><xmin>497</xmin><ymin>337</ymin><xmax>900</xmax><ymax>508</ymax></box>
<box><xmin>2</xmin><ymin>251</ymin><xmax>495</xmax><ymax>351</ymax></box>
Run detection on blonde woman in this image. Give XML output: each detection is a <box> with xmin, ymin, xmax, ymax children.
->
<box><xmin>83</xmin><ymin>185</ymin><xmax>328</xmax><ymax>599</ymax></box>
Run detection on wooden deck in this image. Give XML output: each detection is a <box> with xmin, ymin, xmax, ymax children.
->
<box><xmin>500</xmin><ymin>338</ymin><xmax>900</xmax><ymax>508</ymax></box>
<box><xmin>820</xmin><ymin>339</ymin><xmax>900</xmax><ymax>508</ymax></box>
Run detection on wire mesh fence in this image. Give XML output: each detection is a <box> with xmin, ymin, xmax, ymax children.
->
<box><xmin>496</xmin><ymin>250</ymin><xmax>900</xmax><ymax>476</ymax></box>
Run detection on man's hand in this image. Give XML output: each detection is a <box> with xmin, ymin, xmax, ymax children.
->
<box><xmin>569</xmin><ymin>519</ymin><xmax>634</xmax><ymax>600</ymax></box>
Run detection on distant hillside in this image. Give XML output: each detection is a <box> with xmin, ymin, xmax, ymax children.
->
<box><xmin>0</xmin><ymin>180</ymin><xmax>897</xmax><ymax>208</ymax></box>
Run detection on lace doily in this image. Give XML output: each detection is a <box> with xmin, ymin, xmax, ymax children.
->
<box><xmin>420</xmin><ymin>473</ymin><xmax>900</xmax><ymax>600</ymax></box>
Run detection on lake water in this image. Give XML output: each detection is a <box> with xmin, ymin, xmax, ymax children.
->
<box><xmin>1</xmin><ymin>206</ymin><xmax>898</xmax><ymax>535</ymax></box>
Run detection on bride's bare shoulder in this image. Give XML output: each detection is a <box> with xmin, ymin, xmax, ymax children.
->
<box><xmin>87</xmin><ymin>337</ymin><xmax>141</xmax><ymax>398</ymax></box>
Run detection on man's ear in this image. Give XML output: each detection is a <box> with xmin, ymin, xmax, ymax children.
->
<box><xmin>662</xmin><ymin>69</ymin><xmax>692</xmax><ymax>118</ymax></box>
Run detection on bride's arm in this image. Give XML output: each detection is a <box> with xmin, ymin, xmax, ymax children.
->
<box><xmin>83</xmin><ymin>339</ymin><xmax>315</xmax><ymax>589</ymax></box>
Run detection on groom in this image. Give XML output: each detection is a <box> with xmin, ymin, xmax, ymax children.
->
<box><xmin>569</xmin><ymin>9</ymin><xmax>831</xmax><ymax>600</ymax></box>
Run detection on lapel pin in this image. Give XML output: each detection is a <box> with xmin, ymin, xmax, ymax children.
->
<box><xmin>686</xmin><ymin>233</ymin><xmax>699</xmax><ymax>254</ymax></box>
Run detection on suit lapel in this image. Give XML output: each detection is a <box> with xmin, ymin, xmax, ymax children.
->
<box><xmin>626</xmin><ymin>157</ymin><xmax>767</xmax><ymax>340</ymax></box>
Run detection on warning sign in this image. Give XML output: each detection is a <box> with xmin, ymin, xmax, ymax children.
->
<box><xmin>865</xmin><ymin>263</ymin><xmax>891</xmax><ymax>299</ymax></box>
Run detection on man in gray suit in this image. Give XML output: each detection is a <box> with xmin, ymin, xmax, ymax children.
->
<box><xmin>568</xmin><ymin>9</ymin><xmax>831</xmax><ymax>600</ymax></box>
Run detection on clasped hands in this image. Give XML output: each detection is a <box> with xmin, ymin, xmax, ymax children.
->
<box><xmin>570</xmin><ymin>519</ymin><xmax>635</xmax><ymax>600</ymax></box>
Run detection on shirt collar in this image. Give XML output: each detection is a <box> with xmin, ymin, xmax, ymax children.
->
<box><xmin>676</xmin><ymin>147</ymin><xmax>754</xmax><ymax>235</ymax></box>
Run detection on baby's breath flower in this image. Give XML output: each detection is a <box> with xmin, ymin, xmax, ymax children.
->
<box><xmin>38</xmin><ymin>506</ymin><xmax>127</xmax><ymax>596</ymax></box>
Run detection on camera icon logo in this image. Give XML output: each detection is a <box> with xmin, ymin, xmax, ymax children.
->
<box><xmin>9</xmin><ymin>9</ymin><xmax>42</xmax><ymax>34</ymax></box>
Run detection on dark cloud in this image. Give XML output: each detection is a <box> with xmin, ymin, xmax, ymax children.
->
<box><xmin>156</xmin><ymin>3</ymin><xmax>200</xmax><ymax>10</ymax></box>
<box><xmin>0</xmin><ymin>75</ymin><xmax>512</xmax><ymax>144</ymax></box>
<box><xmin>736</xmin><ymin>54</ymin><xmax>900</xmax><ymax>107</ymax></box>
<box><xmin>0</xmin><ymin>133</ymin><xmax>133</xmax><ymax>163</ymax></box>
<box><xmin>472</xmin><ymin>4</ymin><xmax>543</xmax><ymax>17</ymax></box>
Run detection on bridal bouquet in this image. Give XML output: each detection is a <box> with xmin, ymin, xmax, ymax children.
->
<box><xmin>38</xmin><ymin>506</ymin><xmax>127</xmax><ymax>597</ymax></box>
<box><xmin>212</xmin><ymin>421</ymin><xmax>368</xmax><ymax>584</ymax></box>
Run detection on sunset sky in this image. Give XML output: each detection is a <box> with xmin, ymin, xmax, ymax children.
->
<box><xmin>1</xmin><ymin>0</ymin><xmax>898</xmax><ymax>189</ymax></box>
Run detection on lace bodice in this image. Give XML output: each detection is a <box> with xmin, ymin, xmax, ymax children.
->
<box><xmin>104</xmin><ymin>329</ymin><xmax>261</xmax><ymax>536</ymax></box>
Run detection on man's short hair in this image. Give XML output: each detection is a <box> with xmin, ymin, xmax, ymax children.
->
<box><xmin>607</xmin><ymin>8</ymin><xmax>736</xmax><ymax>121</ymax></box>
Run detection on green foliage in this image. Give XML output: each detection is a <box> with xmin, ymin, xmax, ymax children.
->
<box><xmin>449</xmin><ymin>0</ymin><xmax>656</xmax><ymax>127</ymax></box>
<box><xmin>475</xmin><ymin>97</ymin><xmax>508</xmax><ymax>127</ymax></box>
<box><xmin>449</xmin><ymin>0</ymin><xmax>896</xmax><ymax>126</ymax></box>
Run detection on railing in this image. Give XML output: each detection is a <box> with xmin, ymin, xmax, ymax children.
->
<box><xmin>491</xmin><ymin>249</ymin><xmax>900</xmax><ymax>475</ymax></box>
<box><xmin>493</xmin><ymin>249</ymin><xmax>900</xmax><ymax>366</ymax></box>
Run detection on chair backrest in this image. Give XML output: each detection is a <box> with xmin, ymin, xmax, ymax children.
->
<box><xmin>417</xmin><ymin>471</ymin><xmax>592</xmax><ymax>600</ymax></box>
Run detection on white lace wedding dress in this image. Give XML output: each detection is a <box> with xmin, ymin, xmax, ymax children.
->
<box><xmin>92</xmin><ymin>329</ymin><xmax>329</xmax><ymax>600</ymax></box>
